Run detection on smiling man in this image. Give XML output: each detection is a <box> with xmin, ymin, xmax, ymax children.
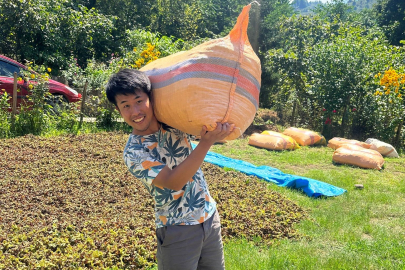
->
<box><xmin>105</xmin><ymin>69</ymin><xmax>234</xmax><ymax>270</ymax></box>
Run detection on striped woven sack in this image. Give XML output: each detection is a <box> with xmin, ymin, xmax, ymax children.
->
<box><xmin>140</xmin><ymin>4</ymin><xmax>261</xmax><ymax>140</ymax></box>
<box><xmin>332</xmin><ymin>144</ymin><xmax>384</xmax><ymax>170</ymax></box>
<box><xmin>327</xmin><ymin>137</ymin><xmax>371</xmax><ymax>150</ymax></box>
<box><xmin>259</xmin><ymin>131</ymin><xmax>300</xmax><ymax>150</ymax></box>
<box><xmin>365</xmin><ymin>138</ymin><xmax>399</xmax><ymax>157</ymax></box>
<box><xmin>282</xmin><ymin>127</ymin><xmax>322</xmax><ymax>146</ymax></box>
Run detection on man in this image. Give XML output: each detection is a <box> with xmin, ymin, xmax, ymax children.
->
<box><xmin>105</xmin><ymin>68</ymin><xmax>234</xmax><ymax>270</ymax></box>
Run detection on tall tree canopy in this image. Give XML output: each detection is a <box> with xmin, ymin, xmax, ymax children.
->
<box><xmin>374</xmin><ymin>0</ymin><xmax>405</xmax><ymax>45</ymax></box>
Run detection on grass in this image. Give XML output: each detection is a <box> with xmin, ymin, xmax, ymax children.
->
<box><xmin>210</xmin><ymin>138</ymin><xmax>405</xmax><ymax>270</ymax></box>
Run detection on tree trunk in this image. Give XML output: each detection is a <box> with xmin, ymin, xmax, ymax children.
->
<box><xmin>394</xmin><ymin>118</ymin><xmax>403</xmax><ymax>147</ymax></box>
<box><xmin>341</xmin><ymin>106</ymin><xmax>348</xmax><ymax>137</ymax></box>
<box><xmin>290</xmin><ymin>100</ymin><xmax>297</xmax><ymax>127</ymax></box>
<box><xmin>341</xmin><ymin>96</ymin><xmax>351</xmax><ymax>137</ymax></box>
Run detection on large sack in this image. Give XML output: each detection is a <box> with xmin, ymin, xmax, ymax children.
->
<box><xmin>365</xmin><ymin>138</ymin><xmax>399</xmax><ymax>158</ymax></box>
<box><xmin>282</xmin><ymin>127</ymin><xmax>322</xmax><ymax>146</ymax></box>
<box><xmin>314</xmin><ymin>135</ymin><xmax>327</xmax><ymax>146</ymax></box>
<box><xmin>193</xmin><ymin>135</ymin><xmax>227</xmax><ymax>144</ymax></box>
<box><xmin>248</xmin><ymin>131</ymin><xmax>299</xmax><ymax>150</ymax></box>
<box><xmin>332</xmin><ymin>144</ymin><xmax>384</xmax><ymax>170</ymax></box>
<box><xmin>141</xmin><ymin>4</ymin><xmax>261</xmax><ymax>140</ymax></box>
<box><xmin>327</xmin><ymin>137</ymin><xmax>371</xmax><ymax>150</ymax></box>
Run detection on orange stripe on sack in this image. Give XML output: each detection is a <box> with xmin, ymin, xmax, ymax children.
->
<box><xmin>229</xmin><ymin>5</ymin><xmax>251</xmax><ymax>45</ymax></box>
<box><xmin>222</xmin><ymin>5</ymin><xmax>251</xmax><ymax>123</ymax></box>
<box><xmin>383</xmin><ymin>148</ymin><xmax>394</xmax><ymax>156</ymax></box>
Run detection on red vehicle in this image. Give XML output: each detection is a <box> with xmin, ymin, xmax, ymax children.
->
<box><xmin>0</xmin><ymin>54</ymin><xmax>81</xmax><ymax>110</ymax></box>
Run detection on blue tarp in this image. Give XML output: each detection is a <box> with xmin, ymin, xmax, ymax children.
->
<box><xmin>192</xmin><ymin>143</ymin><xmax>347</xmax><ymax>198</ymax></box>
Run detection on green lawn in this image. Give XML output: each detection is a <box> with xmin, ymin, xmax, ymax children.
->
<box><xmin>210</xmin><ymin>138</ymin><xmax>405</xmax><ymax>270</ymax></box>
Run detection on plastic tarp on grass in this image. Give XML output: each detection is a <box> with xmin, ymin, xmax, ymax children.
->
<box><xmin>192</xmin><ymin>143</ymin><xmax>346</xmax><ymax>198</ymax></box>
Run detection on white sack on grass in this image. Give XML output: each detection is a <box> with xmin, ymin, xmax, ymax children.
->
<box><xmin>365</xmin><ymin>138</ymin><xmax>399</xmax><ymax>158</ymax></box>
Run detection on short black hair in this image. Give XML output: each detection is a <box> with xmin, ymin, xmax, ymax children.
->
<box><xmin>105</xmin><ymin>69</ymin><xmax>152</xmax><ymax>106</ymax></box>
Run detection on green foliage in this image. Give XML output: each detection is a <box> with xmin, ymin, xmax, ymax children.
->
<box><xmin>307</xmin><ymin>23</ymin><xmax>402</xmax><ymax>138</ymax></box>
<box><xmin>263</xmin><ymin>3</ymin><xmax>405</xmax><ymax>145</ymax></box>
<box><xmin>0</xmin><ymin>0</ymin><xmax>116</xmax><ymax>69</ymax></box>
<box><xmin>347</xmin><ymin>0</ymin><xmax>377</xmax><ymax>11</ymax></box>
<box><xmin>0</xmin><ymin>64</ymin><xmax>86</xmax><ymax>138</ymax></box>
<box><xmin>313</xmin><ymin>0</ymin><xmax>354</xmax><ymax>22</ymax></box>
<box><xmin>12</xmin><ymin>65</ymin><xmax>54</xmax><ymax>136</ymax></box>
<box><xmin>264</xmin><ymin>14</ymin><xmax>334</xmax><ymax>126</ymax></box>
<box><xmin>0</xmin><ymin>91</ymin><xmax>11</xmax><ymax>138</ymax></box>
<box><xmin>374</xmin><ymin>0</ymin><xmax>405</xmax><ymax>45</ymax></box>
<box><xmin>61</xmin><ymin>31</ymin><xmax>193</xmax><ymax>130</ymax></box>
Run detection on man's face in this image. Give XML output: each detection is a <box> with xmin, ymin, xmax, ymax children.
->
<box><xmin>115</xmin><ymin>91</ymin><xmax>159</xmax><ymax>136</ymax></box>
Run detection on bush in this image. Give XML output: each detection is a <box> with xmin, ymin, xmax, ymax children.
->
<box><xmin>0</xmin><ymin>64</ymin><xmax>82</xmax><ymax>139</ymax></box>
<box><xmin>61</xmin><ymin>31</ymin><xmax>198</xmax><ymax>129</ymax></box>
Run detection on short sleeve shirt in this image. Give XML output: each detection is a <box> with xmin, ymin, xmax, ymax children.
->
<box><xmin>123</xmin><ymin>124</ymin><xmax>217</xmax><ymax>228</ymax></box>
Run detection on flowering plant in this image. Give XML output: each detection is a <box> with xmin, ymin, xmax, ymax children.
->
<box><xmin>374</xmin><ymin>68</ymin><xmax>404</xmax><ymax>101</ymax></box>
<box><xmin>374</xmin><ymin>67</ymin><xmax>405</xmax><ymax>145</ymax></box>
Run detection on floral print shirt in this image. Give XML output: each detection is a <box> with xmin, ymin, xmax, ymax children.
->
<box><xmin>123</xmin><ymin>124</ymin><xmax>217</xmax><ymax>228</ymax></box>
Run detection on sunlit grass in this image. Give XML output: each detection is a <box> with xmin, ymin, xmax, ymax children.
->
<box><xmin>211</xmin><ymin>139</ymin><xmax>405</xmax><ymax>270</ymax></box>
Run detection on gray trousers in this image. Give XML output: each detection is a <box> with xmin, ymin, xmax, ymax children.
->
<box><xmin>156</xmin><ymin>210</ymin><xmax>225</xmax><ymax>270</ymax></box>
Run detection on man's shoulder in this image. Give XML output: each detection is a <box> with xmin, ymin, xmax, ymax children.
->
<box><xmin>161</xmin><ymin>123</ymin><xmax>188</xmax><ymax>137</ymax></box>
<box><xmin>123</xmin><ymin>134</ymin><xmax>144</xmax><ymax>152</ymax></box>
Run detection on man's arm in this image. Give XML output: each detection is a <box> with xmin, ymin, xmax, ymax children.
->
<box><xmin>152</xmin><ymin>122</ymin><xmax>234</xmax><ymax>191</ymax></box>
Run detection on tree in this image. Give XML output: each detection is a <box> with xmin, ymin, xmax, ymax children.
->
<box><xmin>374</xmin><ymin>0</ymin><xmax>405</xmax><ymax>45</ymax></box>
<box><xmin>307</xmin><ymin>23</ymin><xmax>404</xmax><ymax>139</ymax></box>
<box><xmin>263</xmin><ymin>15</ymin><xmax>334</xmax><ymax>126</ymax></box>
<box><xmin>0</xmin><ymin>0</ymin><xmax>116</xmax><ymax>69</ymax></box>
<box><xmin>313</xmin><ymin>0</ymin><xmax>354</xmax><ymax>22</ymax></box>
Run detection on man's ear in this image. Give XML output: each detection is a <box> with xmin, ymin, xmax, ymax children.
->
<box><xmin>149</xmin><ymin>91</ymin><xmax>154</xmax><ymax>107</ymax></box>
<box><xmin>115</xmin><ymin>106</ymin><xmax>121</xmax><ymax>115</ymax></box>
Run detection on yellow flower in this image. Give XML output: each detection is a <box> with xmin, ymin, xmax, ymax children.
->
<box><xmin>47</xmin><ymin>67</ymin><xmax>52</xmax><ymax>72</ymax></box>
<box><xmin>29</xmin><ymin>84</ymin><xmax>33</xmax><ymax>90</ymax></box>
<box><xmin>133</xmin><ymin>47</ymin><xmax>137</xmax><ymax>52</ymax></box>
<box><xmin>30</xmin><ymin>74</ymin><xmax>35</xmax><ymax>79</ymax></box>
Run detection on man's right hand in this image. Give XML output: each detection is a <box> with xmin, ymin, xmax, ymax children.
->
<box><xmin>152</xmin><ymin>122</ymin><xmax>235</xmax><ymax>191</ymax></box>
<box><xmin>199</xmin><ymin>122</ymin><xmax>235</xmax><ymax>145</ymax></box>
